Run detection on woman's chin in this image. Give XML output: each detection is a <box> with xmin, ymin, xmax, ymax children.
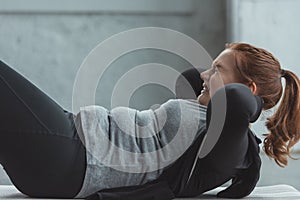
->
<box><xmin>197</xmin><ymin>92</ymin><xmax>210</xmax><ymax>106</ymax></box>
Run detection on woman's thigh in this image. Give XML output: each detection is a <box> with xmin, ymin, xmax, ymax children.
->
<box><xmin>0</xmin><ymin>61</ymin><xmax>86</xmax><ymax>198</ymax></box>
<box><xmin>0</xmin><ymin>60</ymin><xmax>76</xmax><ymax>137</ymax></box>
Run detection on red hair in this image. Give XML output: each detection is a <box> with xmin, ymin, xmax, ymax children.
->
<box><xmin>226</xmin><ymin>43</ymin><xmax>300</xmax><ymax>167</ymax></box>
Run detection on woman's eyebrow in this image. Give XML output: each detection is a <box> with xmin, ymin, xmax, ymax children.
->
<box><xmin>212</xmin><ymin>61</ymin><xmax>224</xmax><ymax>70</ymax></box>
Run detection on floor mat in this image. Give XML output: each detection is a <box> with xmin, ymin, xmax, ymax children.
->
<box><xmin>1</xmin><ymin>184</ymin><xmax>300</xmax><ymax>199</ymax></box>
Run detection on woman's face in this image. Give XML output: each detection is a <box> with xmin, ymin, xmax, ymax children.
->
<box><xmin>198</xmin><ymin>49</ymin><xmax>242</xmax><ymax>105</ymax></box>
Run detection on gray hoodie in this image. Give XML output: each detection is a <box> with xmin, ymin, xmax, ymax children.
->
<box><xmin>74</xmin><ymin>99</ymin><xmax>207</xmax><ymax>198</ymax></box>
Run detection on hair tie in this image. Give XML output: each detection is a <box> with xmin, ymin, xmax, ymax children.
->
<box><xmin>281</xmin><ymin>69</ymin><xmax>286</xmax><ymax>77</ymax></box>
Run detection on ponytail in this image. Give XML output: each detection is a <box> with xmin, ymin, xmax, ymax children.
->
<box><xmin>226</xmin><ymin>43</ymin><xmax>300</xmax><ymax>167</ymax></box>
<box><xmin>264</xmin><ymin>69</ymin><xmax>300</xmax><ymax>167</ymax></box>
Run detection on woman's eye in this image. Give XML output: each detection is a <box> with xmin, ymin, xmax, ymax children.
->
<box><xmin>211</xmin><ymin>67</ymin><xmax>218</xmax><ymax>73</ymax></box>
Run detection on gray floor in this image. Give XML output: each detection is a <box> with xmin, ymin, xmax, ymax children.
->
<box><xmin>1</xmin><ymin>152</ymin><xmax>299</xmax><ymax>190</ymax></box>
<box><xmin>257</xmin><ymin>152</ymin><xmax>300</xmax><ymax>190</ymax></box>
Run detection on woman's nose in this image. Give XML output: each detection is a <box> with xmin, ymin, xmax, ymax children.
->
<box><xmin>200</xmin><ymin>70</ymin><xmax>209</xmax><ymax>81</ymax></box>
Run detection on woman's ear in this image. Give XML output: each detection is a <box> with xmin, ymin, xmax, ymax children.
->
<box><xmin>249</xmin><ymin>81</ymin><xmax>257</xmax><ymax>95</ymax></box>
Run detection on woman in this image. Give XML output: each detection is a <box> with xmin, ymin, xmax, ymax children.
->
<box><xmin>0</xmin><ymin>43</ymin><xmax>299</xmax><ymax>199</ymax></box>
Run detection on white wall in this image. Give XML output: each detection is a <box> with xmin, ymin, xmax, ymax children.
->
<box><xmin>0</xmin><ymin>0</ymin><xmax>226</xmax><ymax>112</ymax></box>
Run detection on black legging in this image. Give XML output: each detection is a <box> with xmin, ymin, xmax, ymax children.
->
<box><xmin>0</xmin><ymin>60</ymin><xmax>86</xmax><ymax>198</ymax></box>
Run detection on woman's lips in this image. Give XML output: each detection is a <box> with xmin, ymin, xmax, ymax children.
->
<box><xmin>201</xmin><ymin>83</ymin><xmax>209</xmax><ymax>94</ymax></box>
